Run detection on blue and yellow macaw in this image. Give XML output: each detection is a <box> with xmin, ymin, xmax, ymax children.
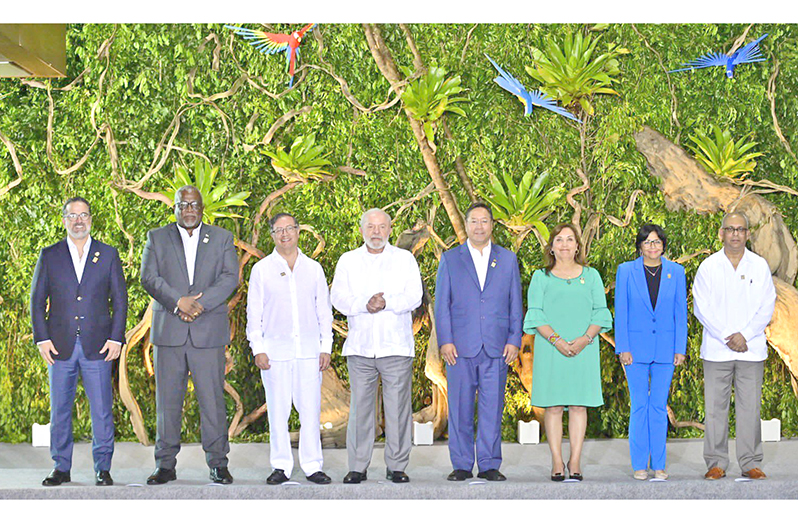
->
<box><xmin>226</xmin><ymin>23</ymin><xmax>317</xmax><ymax>87</ymax></box>
<box><xmin>668</xmin><ymin>34</ymin><xmax>768</xmax><ymax>79</ymax></box>
<box><xmin>485</xmin><ymin>54</ymin><xmax>581</xmax><ymax>123</ymax></box>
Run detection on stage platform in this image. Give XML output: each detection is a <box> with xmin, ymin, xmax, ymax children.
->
<box><xmin>1</xmin><ymin>438</ymin><xmax>797</xmax><ymax>499</ymax></box>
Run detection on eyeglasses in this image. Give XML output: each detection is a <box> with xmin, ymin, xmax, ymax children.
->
<box><xmin>642</xmin><ymin>239</ymin><xmax>663</xmax><ymax>247</ymax></box>
<box><xmin>271</xmin><ymin>225</ymin><xmax>299</xmax><ymax>235</ymax></box>
<box><xmin>64</xmin><ymin>212</ymin><xmax>91</xmax><ymax>221</ymax></box>
<box><xmin>722</xmin><ymin>226</ymin><xmax>748</xmax><ymax>235</ymax></box>
<box><xmin>175</xmin><ymin>201</ymin><xmax>202</xmax><ymax>211</ymax></box>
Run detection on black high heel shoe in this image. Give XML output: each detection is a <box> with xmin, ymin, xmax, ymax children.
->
<box><xmin>551</xmin><ymin>463</ymin><xmax>566</xmax><ymax>482</ymax></box>
<box><xmin>567</xmin><ymin>461</ymin><xmax>583</xmax><ymax>481</ymax></box>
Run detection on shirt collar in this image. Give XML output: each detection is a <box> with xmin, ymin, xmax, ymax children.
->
<box><xmin>177</xmin><ymin>222</ymin><xmax>202</xmax><ymax>239</ymax></box>
<box><xmin>467</xmin><ymin>238</ymin><xmax>491</xmax><ymax>257</ymax></box>
<box><xmin>66</xmin><ymin>234</ymin><xmax>92</xmax><ymax>258</ymax></box>
<box><xmin>359</xmin><ymin>243</ymin><xmax>392</xmax><ymax>256</ymax></box>
<box><xmin>721</xmin><ymin>247</ymin><xmax>751</xmax><ymax>268</ymax></box>
<box><xmin>269</xmin><ymin>247</ymin><xmax>305</xmax><ymax>266</ymax></box>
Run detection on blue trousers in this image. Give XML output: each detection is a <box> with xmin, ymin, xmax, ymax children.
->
<box><xmin>48</xmin><ymin>337</ymin><xmax>114</xmax><ymax>472</ymax></box>
<box><xmin>446</xmin><ymin>348</ymin><xmax>507</xmax><ymax>472</ymax></box>
<box><xmin>625</xmin><ymin>362</ymin><xmax>674</xmax><ymax>471</ymax></box>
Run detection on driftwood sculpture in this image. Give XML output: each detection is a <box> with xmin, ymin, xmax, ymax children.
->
<box><xmin>634</xmin><ymin>126</ymin><xmax>798</xmax><ymax>394</ymax></box>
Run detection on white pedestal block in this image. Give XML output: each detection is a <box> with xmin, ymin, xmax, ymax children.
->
<box><xmin>517</xmin><ymin>420</ymin><xmax>540</xmax><ymax>445</ymax></box>
<box><xmin>761</xmin><ymin>418</ymin><xmax>781</xmax><ymax>442</ymax></box>
<box><xmin>32</xmin><ymin>423</ymin><xmax>50</xmax><ymax>447</ymax></box>
<box><xmin>413</xmin><ymin>421</ymin><xmax>434</xmax><ymax>445</ymax></box>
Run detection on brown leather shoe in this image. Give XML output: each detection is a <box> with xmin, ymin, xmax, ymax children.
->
<box><xmin>742</xmin><ymin>468</ymin><xmax>767</xmax><ymax>480</ymax></box>
<box><xmin>704</xmin><ymin>467</ymin><xmax>726</xmax><ymax>480</ymax></box>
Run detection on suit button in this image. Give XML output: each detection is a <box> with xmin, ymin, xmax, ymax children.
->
<box><xmin>481</xmin><ymin>316</ymin><xmax>485</xmax><ymax>320</ymax></box>
<box><xmin>652</xmin><ymin>318</ymin><xmax>656</xmax><ymax>323</ymax></box>
<box><xmin>77</xmin><ymin>296</ymin><xmax>82</xmax><ymax>301</ymax></box>
<box><xmin>74</xmin><ymin>316</ymin><xmax>79</xmax><ymax>320</ymax></box>
<box><xmin>652</xmin><ymin>330</ymin><xmax>656</xmax><ymax>334</ymax></box>
<box><xmin>480</xmin><ymin>299</ymin><xmax>485</xmax><ymax>303</ymax></box>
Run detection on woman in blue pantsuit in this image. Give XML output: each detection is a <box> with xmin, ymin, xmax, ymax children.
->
<box><xmin>614</xmin><ymin>224</ymin><xmax>687</xmax><ymax>480</ymax></box>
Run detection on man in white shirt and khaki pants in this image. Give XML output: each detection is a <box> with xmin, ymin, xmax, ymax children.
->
<box><xmin>331</xmin><ymin>208</ymin><xmax>423</xmax><ymax>484</ymax></box>
<box><xmin>246</xmin><ymin>212</ymin><xmax>333</xmax><ymax>485</ymax></box>
<box><xmin>693</xmin><ymin>212</ymin><xmax>776</xmax><ymax>481</ymax></box>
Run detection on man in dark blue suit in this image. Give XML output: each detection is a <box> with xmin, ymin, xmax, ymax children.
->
<box><xmin>31</xmin><ymin>197</ymin><xmax>128</xmax><ymax>487</ymax></box>
<box><xmin>435</xmin><ymin>202</ymin><xmax>523</xmax><ymax>481</ymax></box>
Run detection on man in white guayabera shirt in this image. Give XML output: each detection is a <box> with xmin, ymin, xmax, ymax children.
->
<box><xmin>693</xmin><ymin>212</ymin><xmax>776</xmax><ymax>481</ymax></box>
<box><xmin>331</xmin><ymin>208</ymin><xmax>423</xmax><ymax>484</ymax></box>
<box><xmin>246</xmin><ymin>212</ymin><xmax>333</xmax><ymax>485</ymax></box>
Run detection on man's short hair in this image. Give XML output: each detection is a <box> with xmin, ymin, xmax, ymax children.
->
<box><xmin>465</xmin><ymin>201</ymin><xmax>493</xmax><ymax>221</ymax></box>
<box><xmin>269</xmin><ymin>212</ymin><xmax>299</xmax><ymax>230</ymax></box>
<box><xmin>175</xmin><ymin>185</ymin><xmax>203</xmax><ymax>205</ymax></box>
<box><xmin>721</xmin><ymin>211</ymin><xmax>750</xmax><ymax>229</ymax></box>
<box><xmin>360</xmin><ymin>208</ymin><xmax>392</xmax><ymax>229</ymax></box>
<box><xmin>62</xmin><ymin>197</ymin><xmax>92</xmax><ymax>216</ymax></box>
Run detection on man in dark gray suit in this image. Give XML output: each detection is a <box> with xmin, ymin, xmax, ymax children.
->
<box><xmin>140</xmin><ymin>185</ymin><xmax>238</xmax><ymax>485</ymax></box>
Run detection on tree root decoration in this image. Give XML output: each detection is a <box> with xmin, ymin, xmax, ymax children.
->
<box><xmin>635</xmin><ymin>125</ymin><xmax>798</xmax><ymax>283</ymax></box>
<box><xmin>666</xmin><ymin>406</ymin><xmax>705</xmax><ymax>430</ymax></box>
<box><xmin>243</xmin><ymin>106</ymin><xmax>313</xmax><ymax>153</ymax></box>
<box><xmin>511</xmin><ymin>334</ymin><xmax>547</xmax><ymax>426</ymax></box>
<box><xmin>199</xmin><ymin>32</ymin><xmax>222</xmax><ymax>72</ymax></box>
<box><xmin>0</xmin><ymin>129</ymin><xmax>23</xmax><ymax>199</ymax></box>
<box><xmin>362</xmin><ymin>23</ymin><xmax>467</xmax><ymax>244</ymax></box>
<box><xmin>441</xmin><ymin>118</ymin><xmax>477</xmax><ymax>203</ymax></box>
<box><xmin>630</xmin><ymin>24</ymin><xmax>682</xmax><ymax>143</ymax></box>
<box><xmin>603</xmin><ymin>189</ymin><xmax>644</xmax><ymax>228</ymax></box>
<box><xmin>120</xmin><ymin>301</ymin><xmax>154</xmax><ymax>445</ymax></box>
<box><xmin>766</xmin><ymin>56</ymin><xmax>798</xmax><ymax>163</ymax></box>
<box><xmin>45</xmin><ymin>82</ymin><xmax>107</xmax><ymax>176</ymax></box>
<box><xmin>673</xmin><ymin>249</ymin><xmax>711</xmax><ymax>265</ymax></box>
<box><xmin>400</xmin><ymin>24</ymin><xmax>425</xmax><ymax>73</ymax></box>
<box><xmin>727</xmin><ymin>24</ymin><xmax>755</xmax><ymax>56</ymax></box>
<box><xmin>224</xmin><ymin>380</ymin><xmax>245</xmax><ymax>439</ymax></box>
<box><xmin>109</xmin><ymin>187</ymin><xmax>136</xmax><ymax>269</ymax></box>
<box><xmin>566</xmin><ymin>168</ymin><xmax>590</xmax><ymax>232</ymax></box>
<box><xmin>635</xmin><ymin>125</ymin><xmax>798</xmax><ymax>397</ymax></box>
<box><xmin>459</xmin><ymin>24</ymin><xmax>479</xmax><ymax>68</ymax></box>
<box><xmin>736</xmin><ymin>177</ymin><xmax>798</xmax><ymax>198</ymax></box>
<box><xmin>383</xmin><ymin>182</ymin><xmax>436</xmax><ymax>222</ymax></box>
<box><xmin>338</xmin><ymin>166</ymin><xmax>368</xmax><ymax>177</ymax></box>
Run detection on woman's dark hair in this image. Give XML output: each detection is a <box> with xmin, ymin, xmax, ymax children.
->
<box><xmin>543</xmin><ymin>223</ymin><xmax>586</xmax><ymax>274</ymax></box>
<box><xmin>635</xmin><ymin>223</ymin><xmax>667</xmax><ymax>256</ymax></box>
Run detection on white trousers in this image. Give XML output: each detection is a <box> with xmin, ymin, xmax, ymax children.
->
<box><xmin>261</xmin><ymin>358</ymin><xmax>323</xmax><ymax>477</ymax></box>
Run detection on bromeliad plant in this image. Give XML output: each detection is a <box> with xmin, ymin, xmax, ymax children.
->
<box><xmin>263</xmin><ymin>134</ymin><xmax>335</xmax><ymax>183</ymax></box>
<box><xmin>687</xmin><ymin>125</ymin><xmax>763</xmax><ymax>180</ymax></box>
<box><xmin>484</xmin><ymin>171</ymin><xmax>565</xmax><ymax>249</ymax></box>
<box><xmin>400</xmin><ymin>66</ymin><xmax>468</xmax><ymax>147</ymax></box>
<box><xmin>525</xmin><ymin>31</ymin><xmax>628</xmax><ymax>116</ymax></box>
<box><xmin>160</xmin><ymin>158</ymin><xmax>251</xmax><ymax>224</ymax></box>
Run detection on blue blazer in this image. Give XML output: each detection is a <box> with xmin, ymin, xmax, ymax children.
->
<box><xmin>614</xmin><ymin>257</ymin><xmax>687</xmax><ymax>364</ymax></box>
<box><xmin>31</xmin><ymin>239</ymin><xmax>128</xmax><ymax>361</ymax></box>
<box><xmin>434</xmin><ymin>242</ymin><xmax>523</xmax><ymax>358</ymax></box>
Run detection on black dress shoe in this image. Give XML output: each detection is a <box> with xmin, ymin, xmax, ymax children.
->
<box><xmin>477</xmin><ymin>469</ymin><xmax>507</xmax><ymax>481</ymax></box>
<box><xmin>386</xmin><ymin>468</ymin><xmax>410</xmax><ymax>483</ymax></box>
<box><xmin>42</xmin><ymin>469</ymin><xmax>70</xmax><ymax>486</ymax></box>
<box><xmin>210</xmin><ymin>467</ymin><xmax>234</xmax><ymax>484</ymax></box>
<box><xmin>95</xmin><ymin>470</ymin><xmax>114</xmax><ymax>486</ymax></box>
<box><xmin>343</xmin><ymin>471</ymin><xmax>367</xmax><ymax>484</ymax></box>
<box><xmin>267</xmin><ymin>469</ymin><xmax>289</xmax><ymax>485</ymax></box>
<box><xmin>146</xmin><ymin>468</ymin><xmax>176</xmax><ymax>485</ymax></box>
<box><xmin>447</xmin><ymin>469</ymin><xmax>474</xmax><ymax>481</ymax></box>
<box><xmin>306</xmin><ymin>471</ymin><xmax>331</xmax><ymax>484</ymax></box>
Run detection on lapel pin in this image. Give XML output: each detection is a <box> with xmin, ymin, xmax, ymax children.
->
<box><xmin>92</xmin><ymin>257</ymin><xmax>98</xmax><ymax>264</ymax></box>
<box><xmin>491</xmin><ymin>260</ymin><xmax>497</xmax><ymax>268</ymax></box>
<box><xmin>94</xmin><ymin>252</ymin><xmax>99</xmax><ymax>256</ymax></box>
<box><xmin>740</xmin><ymin>275</ymin><xmax>745</xmax><ymax>280</ymax></box>
<box><xmin>280</xmin><ymin>272</ymin><xmax>286</xmax><ymax>277</ymax></box>
<box><xmin>203</xmin><ymin>234</ymin><xmax>210</xmax><ymax>244</ymax></box>
<box><xmin>667</xmin><ymin>273</ymin><xmax>671</xmax><ymax>279</ymax></box>
<box><xmin>580</xmin><ymin>277</ymin><xmax>585</xmax><ymax>284</ymax></box>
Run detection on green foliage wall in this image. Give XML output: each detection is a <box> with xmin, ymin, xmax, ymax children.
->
<box><xmin>2</xmin><ymin>23</ymin><xmax>798</xmax><ymax>444</ymax></box>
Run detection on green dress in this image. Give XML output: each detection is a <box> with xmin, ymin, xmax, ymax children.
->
<box><xmin>523</xmin><ymin>266</ymin><xmax>613</xmax><ymax>407</ymax></box>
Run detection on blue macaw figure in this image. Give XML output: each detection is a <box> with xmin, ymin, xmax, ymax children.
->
<box><xmin>668</xmin><ymin>34</ymin><xmax>769</xmax><ymax>78</ymax></box>
<box><xmin>485</xmin><ymin>54</ymin><xmax>581</xmax><ymax>123</ymax></box>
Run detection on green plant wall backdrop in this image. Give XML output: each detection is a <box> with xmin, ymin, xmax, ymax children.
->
<box><xmin>2</xmin><ymin>23</ymin><xmax>798</xmax><ymax>444</ymax></box>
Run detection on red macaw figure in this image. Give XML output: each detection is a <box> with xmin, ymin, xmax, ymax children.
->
<box><xmin>226</xmin><ymin>23</ymin><xmax>317</xmax><ymax>87</ymax></box>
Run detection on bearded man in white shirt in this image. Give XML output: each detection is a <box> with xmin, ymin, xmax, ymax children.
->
<box><xmin>246</xmin><ymin>212</ymin><xmax>333</xmax><ymax>485</ymax></box>
<box><xmin>331</xmin><ymin>208</ymin><xmax>423</xmax><ymax>484</ymax></box>
<box><xmin>693</xmin><ymin>212</ymin><xmax>776</xmax><ymax>481</ymax></box>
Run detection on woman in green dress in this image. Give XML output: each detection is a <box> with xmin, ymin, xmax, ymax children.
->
<box><xmin>523</xmin><ymin>223</ymin><xmax>613</xmax><ymax>481</ymax></box>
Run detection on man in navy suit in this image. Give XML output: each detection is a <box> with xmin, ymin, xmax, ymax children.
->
<box><xmin>31</xmin><ymin>197</ymin><xmax>128</xmax><ymax>486</ymax></box>
<box><xmin>435</xmin><ymin>202</ymin><xmax>522</xmax><ymax>481</ymax></box>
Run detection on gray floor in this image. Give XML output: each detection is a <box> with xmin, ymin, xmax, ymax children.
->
<box><xmin>1</xmin><ymin>438</ymin><xmax>797</xmax><ymax>499</ymax></box>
